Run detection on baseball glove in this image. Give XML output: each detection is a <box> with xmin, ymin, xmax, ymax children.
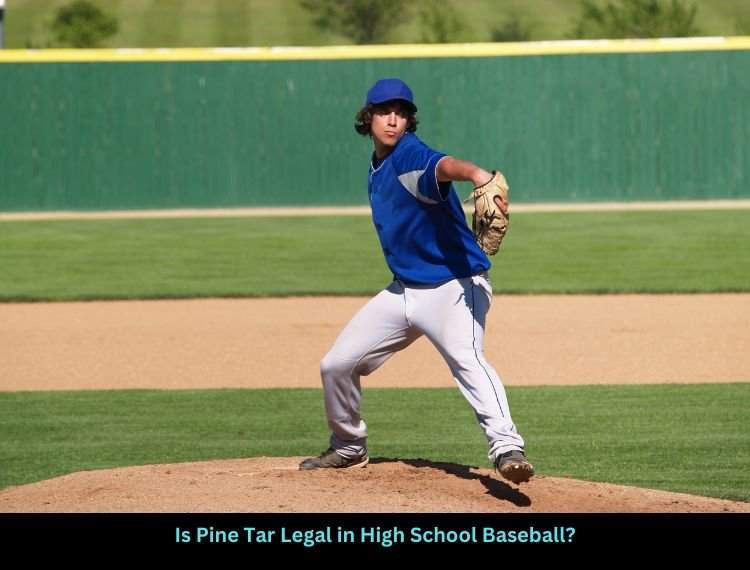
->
<box><xmin>465</xmin><ymin>170</ymin><xmax>510</xmax><ymax>256</ymax></box>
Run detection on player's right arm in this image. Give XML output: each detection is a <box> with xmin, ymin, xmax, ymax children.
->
<box><xmin>436</xmin><ymin>157</ymin><xmax>492</xmax><ymax>188</ymax></box>
<box><xmin>437</xmin><ymin>158</ymin><xmax>506</xmax><ymax>214</ymax></box>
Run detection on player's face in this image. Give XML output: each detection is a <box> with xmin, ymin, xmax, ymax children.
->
<box><xmin>370</xmin><ymin>102</ymin><xmax>409</xmax><ymax>158</ymax></box>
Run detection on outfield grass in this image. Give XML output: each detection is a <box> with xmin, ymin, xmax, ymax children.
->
<box><xmin>1</xmin><ymin>384</ymin><xmax>747</xmax><ymax>502</ymax></box>
<box><xmin>0</xmin><ymin>210</ymin><xmax>748</xmax><ymax>301</ymax></box>
<box><xmin>7</xmin><ymin>0</ymin><xmax>750</xmax><ymax>49</ymax></box>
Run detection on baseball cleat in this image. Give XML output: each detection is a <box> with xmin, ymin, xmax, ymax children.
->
<box><xmin>494</xmin><ymin>450</ymin><xmax>535</xmax><ymax>484</ymax></box>
<box><xmin>299</xmin><ymin>447</ymin><xmax>369</xmax><ymax>470</ymax></box>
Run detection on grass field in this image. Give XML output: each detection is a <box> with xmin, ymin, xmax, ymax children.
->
<box><xmin>6</xmin><ymin>0</ymin><xmax>750</xmax><ymax>49</ymax></box>
<box><xmin>1</xmin><ymin>384</ymin><xmax>748</xmax><ymax>501</ymax></box>
<box><xmin>0</xmin><ymin>210</ymin><xmax>748</xmax><ymax>301</ymax></box>
<box><xmin>1</xmin><ymin>208</ymin><xmax>748</xmax><ymax>506</ymax></box>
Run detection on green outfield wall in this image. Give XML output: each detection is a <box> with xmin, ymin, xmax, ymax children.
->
<box><xmin>1</xmin><ymin>40</ymin><xmax>748</xmax><ymax>212</ymax></box>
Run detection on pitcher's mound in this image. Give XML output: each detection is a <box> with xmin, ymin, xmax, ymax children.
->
<box><xmin>1</xmin><ymin>457</ymin><xmax>747</xmax><ymax>513</ymax></box>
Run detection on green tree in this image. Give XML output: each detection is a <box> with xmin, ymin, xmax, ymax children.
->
<box><xmin>51</xmin><ymin>0</ymin><xmax>118</xmax><ymax>48</ymax></box>
<box><xmin>299</xmin><ymin>0</ymin><xmax>411</xmax><ymax>44</ymax></box>
<box><xmin>491</xmin><ymin>15</ymin><xmax>532</xmax><ymax>42</ymax></box>
<box><xmin>418</xmin><ymin>1</ymin><xmax>466</xmax><ymax>44</ymax></box>
<box><xmin>570</xmin><ymin>0</ymin><xmax>700</xmax><ymax>39</ymax></box>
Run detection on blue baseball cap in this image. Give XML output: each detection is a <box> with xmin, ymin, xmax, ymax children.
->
<box><xmin>365</xmin><ymin>78</ymin><xmax>417</xmax><ymax>112</ymax></box>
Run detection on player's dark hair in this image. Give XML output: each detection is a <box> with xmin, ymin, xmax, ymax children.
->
<box><xmin>354</xmin><ymin>101</ymin><xmax>419</xmax><ymax>136</ymax></box>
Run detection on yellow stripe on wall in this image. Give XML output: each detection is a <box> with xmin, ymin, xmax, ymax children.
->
<box><xmin>1</xmin><ymin>36</ymin><xmax>750</xmax><ymax>63</ymax></box>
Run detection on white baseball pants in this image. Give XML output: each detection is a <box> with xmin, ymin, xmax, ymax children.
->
<box><xmin>320</xmin><ymin>271</ymin><xmax>525</xmax><ymax>464</ymax></box>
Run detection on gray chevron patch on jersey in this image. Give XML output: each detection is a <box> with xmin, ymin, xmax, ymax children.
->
<box><xmin>398</xmin><ymin>170</ymin><xmax>439</xmax><ymax>204</ymax></box>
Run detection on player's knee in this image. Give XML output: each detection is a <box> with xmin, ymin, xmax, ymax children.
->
<box><xmin>320</xmin><ymin>351</ymin><xmax>347</xmax><ymax>380</ymax></box>
<box><xmin>321</xmin><ymin>349</ymin><xmax>381</xmax><ymax>381</ymax></box>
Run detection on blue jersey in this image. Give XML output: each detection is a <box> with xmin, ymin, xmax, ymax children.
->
<box><xmin>368</xmin><ymin>132</ymin><xmax>491</xmax><ymax>284</ymax></box>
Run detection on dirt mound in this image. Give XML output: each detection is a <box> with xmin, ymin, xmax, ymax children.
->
<box><xmin>1</xmin><ymin>457</ymin><xmax>747</xmax><ymax>513</ymax></box>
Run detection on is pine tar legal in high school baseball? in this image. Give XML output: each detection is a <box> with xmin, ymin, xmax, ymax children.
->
<box><xmin>176</xmin><ymin>525</ymin><xmax>574</xmax><ymax>546</ymax></box>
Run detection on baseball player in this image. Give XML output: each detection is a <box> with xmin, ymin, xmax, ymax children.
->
<box><xmin>299</xmin><ymin>78</ymin><xmax>534</xmax><ymax>484</ymax></box>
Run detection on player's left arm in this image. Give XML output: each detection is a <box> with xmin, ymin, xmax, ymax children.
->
<box><xmin>437</xmin><ymin>157</ymin><xmax>506</xmax><ymax>214</ymax></box>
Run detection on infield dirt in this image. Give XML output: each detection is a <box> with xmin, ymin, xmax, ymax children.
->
<box><xmin>1</xmin><ymin>294</ymin><xmax>748</xmax><ymax>512</ymax></box>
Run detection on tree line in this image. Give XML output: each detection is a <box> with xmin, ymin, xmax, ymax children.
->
<box><xmin>44</xmin><ymin>0</ymin><xmax>724</xmax><ymax>49</ymax></box>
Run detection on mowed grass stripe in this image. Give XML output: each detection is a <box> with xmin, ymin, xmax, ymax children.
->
<box><xmin>179</xmin><ymin>0</ymin><xmax>218</xmax><ymax>48</ymax></box>
<box><xmin>8</xmin><ymin>0</ymin><xmax>62</xmax><ymax>47</ymax></box>
<box><xmin>500</xmin><ymin>209</ymin><xmax>750</xmax><ymax>293</ymax></box>
<box><xmin>1</xmin><ymin>210</ymin><xmax>749</xmax><ymax>300</ymax></box>
<box><xmin>0</xmin><ymin>385</ymin><xmax>748</xmax><ymax>502</ymax></box>
<box><xmin>215</xmin><ymin>0</ymin><xmax>251</xmax><ymax>47</ymax></box>
<box><xmin>141</xmin><ymin>0</ymin><xmax>182</xmax><ymax>48</ymax></box>
<box><xmin>106</xmin><ymin>0</ymin><xmax>148</xmax><ymax>48</ymax></box>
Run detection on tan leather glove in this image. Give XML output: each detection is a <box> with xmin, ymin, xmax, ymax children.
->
<box><xmin>466</xmin><ymin>170</ymin><xmax>510</xmax><ymax>256</ymax></box>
